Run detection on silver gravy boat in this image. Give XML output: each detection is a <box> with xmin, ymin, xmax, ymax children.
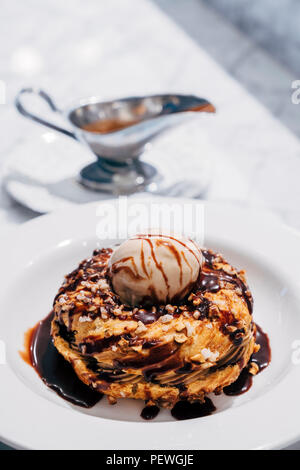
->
<box><xmin>15</xmin><ymin>88</ymin><xmax>215</xmax><ymax>194</ymax></box>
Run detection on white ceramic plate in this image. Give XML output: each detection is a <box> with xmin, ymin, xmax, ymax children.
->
<box><xmin>0</xmin><ymin>198</ymin><xmax>300</xmax><ymax>450</ymax></box>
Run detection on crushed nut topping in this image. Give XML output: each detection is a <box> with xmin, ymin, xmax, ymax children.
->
<box><xmin>174</xmin><ymin>333</ymin><xmax>188</xmax><ymax>343</ymax></box>
<box><xmin>175</xmin><ymin>320</ymin><xmax>185</xmax><ymax>332</ymax></box>
<box><xmin>76</xmin><ymin>292</ymin><xmax>91</xmax><ymax>303</ymax></box>
<box><xmin>79</xmin><ymin>315</ymin><xmax>92</xmax><ymax>323</ymax></box>
<box><xmin>165</xmin><ymin>304</ymin><xmax>175</xmax><ymax>314</ymax></box>
<box><xmin>249</xmin><ymin>362</ymin><xmax>259</xmax><ymax>375</ymax></box>
<box><xmin>135</xmin><ymin>321</ymin><xmax>147</xmax><ymax>334</ymax></box>
<box><xmin>60</xmin><ymin>302</ymin><xmax>74</xmax><ymax>312</ymax></box>
<box><xmin>160</xmin><ymin>314</ymin><xmax>173</xmax><ymax>323</ymax></box>
<box><xmin>113</xmin><ymin>308</ymin><xmax>123</xmax><ymax>316</ymax></box>
<box><xmin>190</xmin><ymin>353</ymin><xmax>203</xmax><ymax>362</ymax></box>
<box><xmin>99</xmin><ymin>278</ymin><xmax>109</xmax><ymax>288</ymax></box>
<box><xmin>162</xmin><ymin>325</ymin><xmax>170</xmax><ymax>332</ymax></box>
<box><xmin>185</xmin><ymin>321</ymin><xmax>194</xmax><ymax>337</ymax></box>
<box><xmin>226</xmin><ymin>325</ymin><xmax>237</xmax><ymax>333</ymax></box>
<box><xmin>81</xmin><ymin>281</ymin><xmax>92</xmax><ymax>288</ymax></box>
<box><xmin>58</xmin><ymin>295</ymin><xmax>68</xmax><ymax>305</ymax></box>
<box><xmin>201</xmin><ymin>348</ymin><xmax>219</xmax><ymax>362</ymax></box>
<box><xmin>209</xmin><ymin>304</ymin><xmax>220</xmax><ymax>315</ymax></box>
<box><xmin>100</xmin><ymin>306</ymin><xmax>108</xmax><ymax>319</ymax></box>
<box><xmin>107</xmin><ymin>395</ymin><xmax>117</xmax><ymax>405</ymax></box>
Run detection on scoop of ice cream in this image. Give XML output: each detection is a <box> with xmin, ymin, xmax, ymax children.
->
<box><xmin>109</xmin><ymin>233</ymin><xmax>202</xmax><ymax>306</ymax></box>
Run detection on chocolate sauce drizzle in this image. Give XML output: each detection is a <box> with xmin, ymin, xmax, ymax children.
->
<box><xmin>140</xmin><ymin>405</ymin><xmax>160</xmax><ymax>420</ymax></box>
<box><xmin>251</xmin><ymin>324</ymin><xmax>271</xmax><ymax>372</ymax></box>
<box><xmin>23</xmin><ymin>312</ymin><xmax>102</xmax><ymax>408</ymax></box>
<box><xmin>223</xmin><ymin>368</ymin><xmax>253</xmax><ymax>396</ymax></box>
<box><xmin>223</xmin><ymin>324</ymin><xmax>271</xmax><ymax>396</ymax></box>
<box><xmin>140</xmin><ymin>397</ymin><xmax>216</xmax><ymax>421</ymax></box>
<box><xmin>200</xmin><ymin>250</ymin><xmax>253</xmax><ymax>314</ymax></box>
<box><xmin>22</xmin><ymin>314</ymin><xmax>270</xmax><ymax>417</ymax></box>
<box><xmin>171</xmin><ymin>397</ymin><xmax>216</xmax><ymax>420</ymax></box>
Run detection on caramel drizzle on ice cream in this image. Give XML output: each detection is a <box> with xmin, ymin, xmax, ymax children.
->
<box><xmin>111</xmin><ymin>256</ymin><xmax>144</xmax><ymax>281</ymax></box>
<box><xmin>126</xmin><ymin>233</ymin><xmax>202</xmax><ymax>302</ymax></box>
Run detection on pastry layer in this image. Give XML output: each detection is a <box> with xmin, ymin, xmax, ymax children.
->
<box><xmin>51</xmin><ymin>247</ymin><xmax>256</xmax><ymax>408</ymax></box>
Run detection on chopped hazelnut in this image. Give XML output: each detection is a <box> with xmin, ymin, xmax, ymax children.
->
<box><xmin>160</xmin><ymin>314</ymin><xmax>173</xmax><ymax>323</ymax></box>
<box><xmin>135</xmin><ymin>321</ymin><xmax>147</xmax><ymax>334</ymax></box>
<box><xmin>174</xmin><ymin>333</ymin><xmax>188</xmax><ymax>343</ymax></box>
<box><xmin>226</xmin><ymin>325</ymin><xmax>237</xmax><ymax>333</ymax></box>
<box><xmin>107</xmin><ymin>395</ymin><xmax>117</xmax><ymax>405</ymax></box>
<box><xmin>201</xmin><ymin>348</ymin><xmax>219</xmax><ymax>362</ymax></box>
<box><xmin>175</xmin><ymin>320</ymin><xmax>185</xmax><ymax>332</ymax></box>
<box><xmin>113</xmin><ymin>308</ymin><xmax>123</xmax><ymax>316</ymax></box>
<box><xmin>191</xmin><ymin>353</ymin><xmax>204</xmax><ymax>362</ymax></box>
<box><xmin>100</xmin><ymin>306</ymin><xmax>108</xmax><ymax>319</ymax></box>
<box><xmin>58</xmin><ymin>295</ymin><xmax>68</xmax><ymax>305</ymax></box>
<box><xmin>249</xmin><ymin>362</ymin><xmax>259</xmax><ymax>375</ymax></box>
<box><xmin>185</xmin><ymin>321</ymin><xmax>194</xmax><ymax>337</ymax></box>
<box><xmin>209</xmin><ymin>304</ymin><xmax>219</xmax><ymax>315</ymax></box>
<box><xmin>79</xmin><ymin>315</ymin><xmax>92</xmax><ymax>323</ymax></box>
<box><xmin>165</xmin><ymin>304</ymin><xmax>175</xmax><ymax>314</ymax></box>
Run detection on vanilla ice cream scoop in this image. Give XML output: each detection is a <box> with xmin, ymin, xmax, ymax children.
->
<box><xmin>109</xmin><ymin>233</ymin><xmax>202</xmax><ymax>306</ymax></box>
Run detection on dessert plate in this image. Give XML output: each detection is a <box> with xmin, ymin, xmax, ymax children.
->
<box><xmin>0</xmin><ymin>198</ymin><xmax>300</xmax><ymax>450</ymax></box>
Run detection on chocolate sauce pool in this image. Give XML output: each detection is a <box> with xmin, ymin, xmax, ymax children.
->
<box><xmin>140</xmin><ymin>405</ymin><xmax>160</xmax><ymax>420</ymax></box>
<box><xmin>22</xmin><ymin>318</ymin><xmax>270</xmax><ymax>419</ymax></box>
<box><xmin>171</xmin><ymin>397</ymin><xmax>216</xmax><ymax>420</ymax></box>
<box><xmin>24</xmin><ymin>312</ymin><xmax>102</xmax><ymax>408</ymax></box>
<box><xmin>143</xmin><ymin>324</ymin><xmax>271</xmax><ymax>420</ymax></box>
<box><xmin>223</xmin><ymin>324</ymin><xmax>271</xmax><ymax>396</ymax></box>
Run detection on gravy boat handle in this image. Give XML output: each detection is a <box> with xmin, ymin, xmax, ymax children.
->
<box><xmin>15</xmin><ymin>88</ymin><xmax>76</xmax><ymax>139</ymax></box>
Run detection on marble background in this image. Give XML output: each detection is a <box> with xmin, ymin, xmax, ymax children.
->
<box><xmin>154</xmin><ymin>0</ymin><xmax>300</xmax><ymax>138</ymax></box>
<box><xmin>203</xmin><ymin>0</ymin><xmax>300</xmax><ymax>76</ymax></box>
<box><xmin>0</xmin><ymin>0</ymin><xmax>299</xmax><ymax>450</ymax></box>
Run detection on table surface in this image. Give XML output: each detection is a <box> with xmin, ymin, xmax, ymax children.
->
<box><xmin>0</xmin><ymin>0</ymin><xmax>299</xmax><ymax>450</ymax></box>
